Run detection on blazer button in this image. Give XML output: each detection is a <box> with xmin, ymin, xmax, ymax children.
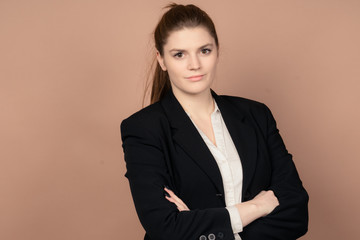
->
<box><xmin>199</xmin><ymin>235</ymin><xmax>207</xmax><ymax>240</ymax></box>
<box><xmin>217</xmin><ymin>232</ymin><xmax>224</xmax><ymax>239</ymax></box>
<box><xmin>208</xmin><ymin>233</ymin><xmax>216</xmax><ymax>240</ymax></box>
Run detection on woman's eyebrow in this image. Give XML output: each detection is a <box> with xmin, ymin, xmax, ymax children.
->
<box><xmin>169</xmin><ymin>43</ymin><xmax>214</xmax><ymax>52</ymax></box>
<box><xmin>199</xmin><ymin>43</ymin><xmax>213</xmax><ymax>49</ymax></box>
<box><xmin>169</xmin><ymin>48</ymin><xmax>185</xmax><ymax>52</ymax></box>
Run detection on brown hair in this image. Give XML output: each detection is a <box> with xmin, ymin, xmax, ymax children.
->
<box><xmin>144</xmin><ymin>3</ymin><xmax>219</xmax><ymax>105</ymax></box>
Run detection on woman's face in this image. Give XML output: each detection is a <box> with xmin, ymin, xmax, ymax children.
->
<box><xmin>157</xmin><ymin>26</ymin><xmax>218</xmax><ymax>97</ymax></box>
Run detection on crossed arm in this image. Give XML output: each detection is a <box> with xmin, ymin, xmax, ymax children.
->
<box><xmin>164</xmin><ymin>187</ymin><xmax>279</xmax><ymax>228</ymax></box>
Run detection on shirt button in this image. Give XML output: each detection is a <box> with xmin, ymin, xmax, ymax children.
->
<box><xmin>208</xmin><ymin>233</ymin><xmax>216</xmax><ymax>240</ymax></box>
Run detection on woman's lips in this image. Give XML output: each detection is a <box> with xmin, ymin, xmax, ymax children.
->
<box><xmin>186</xmin><ymin>74</ymin><xmax>204</xmax><ymax>82</ymax></box>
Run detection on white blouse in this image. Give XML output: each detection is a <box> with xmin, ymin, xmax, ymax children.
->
<box><xmin>188</xmin><ymin>100</ymin><xmax>244</xmax><ymax>240</ymax></box>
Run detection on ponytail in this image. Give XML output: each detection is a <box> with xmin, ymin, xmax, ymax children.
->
<box><xmin>150</xmin><ymin>63</ymin><xmax>170</xmax><ymax>104</ymax></box>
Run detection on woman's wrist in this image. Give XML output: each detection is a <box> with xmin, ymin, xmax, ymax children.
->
<box><xmin>236</xmin><ymin>190</ymin><xmax>279</xmax><ymax>227</ymax></box>
<box><xmin>250</xmin><ymin>199</ymin><xmax>268</xmax><ymax>217</ymax></box>
<box><xmin>235</xmin><ymin>201</ymin><xmax>263</xmax><ymax>227</ymax></box>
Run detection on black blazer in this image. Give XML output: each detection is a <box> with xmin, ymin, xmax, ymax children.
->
<box><xmin>121</xmin><ymin>90</ymin><xmax>308</xmax><ymax>240</ymax></box>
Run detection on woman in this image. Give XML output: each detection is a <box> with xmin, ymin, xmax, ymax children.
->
<box><xmin>121</xmin><ymin>3</ymin><xmax>308</xmax><ymax>240</ymax></box>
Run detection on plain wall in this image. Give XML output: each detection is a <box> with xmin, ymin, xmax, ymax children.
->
<box><xmin>1</xmin><ymin>0</ymin><xmax>359</xmax><ymax>239</ymax></box>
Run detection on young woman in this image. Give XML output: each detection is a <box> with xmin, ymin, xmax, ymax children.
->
<box><xmin>121</xmin><ymin>4</ymin><xmax>308</xmax><ymax>240</ymax></box>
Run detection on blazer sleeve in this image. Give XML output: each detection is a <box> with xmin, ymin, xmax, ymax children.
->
<box><xmin>240</xmin><ymin>104</ymin><xmax>309</xmax><ymax>240</ymax></box>
<box><xmin>121</xmin><ymin>117</ymin><xmax>235</xmax><ymax>240</ymax></box>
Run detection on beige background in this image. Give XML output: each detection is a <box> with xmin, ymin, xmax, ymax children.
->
<box><xmin>1</xmin><ymin>0</ymin><xmax>359</xmax><ymax>239</ymax></box>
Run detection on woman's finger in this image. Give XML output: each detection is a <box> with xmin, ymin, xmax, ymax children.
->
<box><xmin>165</xmin><ymin>194</ymin><xmax>186</xmax><ymax>210</ymax></box>
<box><xmin>164</xmin><ymin>188</ymin><xmax>186</xmax><ymax>208</ymax></box>
<box><xmin>165</xmin><ymin>188</ymin><xmax>182</xmax><ymax>202</ymax></box>
<box><xmin>164</xmin><ymin>187</ymin><xmax>189</xmax><ymax>211</ymax></box>
<box><xmin>165</xmin><ymin>195</ymin><xmax>187</xmax><ymax>211</ymax></box>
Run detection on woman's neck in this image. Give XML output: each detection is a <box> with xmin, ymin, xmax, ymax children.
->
<box><xmin>173</xmin><ymin>88</ymin><xmax>214</xmax><ymax>118</ymax></box>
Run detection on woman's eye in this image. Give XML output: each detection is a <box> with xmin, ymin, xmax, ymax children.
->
<box><xmin>174</xmin><ymin>52</ymin><xmax>184</xmax><ymax>58</ymax></box>
<box><xmin>201</xmin><ymin>48</ymin><xmax>212</xmax><ymax>54</ymax></box>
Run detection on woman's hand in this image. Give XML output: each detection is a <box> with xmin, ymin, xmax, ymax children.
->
<box><xmin>236</xmin><ymin>190</ymin><xmax>279</xmax><ymax>227</ymax></box>
<box><xmin>164</xmin><ymin>187</ymin><xmax>190</xmax><ymax>211</ymax></box>
<box><xmin>252</xmin><ymin>190</ymin><xmax>279</xmax><ymax>216</ymax></box>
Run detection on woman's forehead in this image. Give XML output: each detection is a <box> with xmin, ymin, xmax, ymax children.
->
<box><xmin>164</xmin><ymin>27</ymin><xmax>215</xmax><ymax>50</ymax></box>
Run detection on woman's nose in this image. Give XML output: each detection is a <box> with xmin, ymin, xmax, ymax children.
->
<box><xmin>188</xmin><ymin>54</ymin><xmax>201</xmax><ymax>70</ymax></box>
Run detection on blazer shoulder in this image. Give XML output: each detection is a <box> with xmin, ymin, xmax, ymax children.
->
<box><xmin>120</xmin><ymin>102</ymin><xmax>168</xmax><ymax>135</ymax></box>
<box><xmin>123</xmin><ymin>101</ymin><xmax>164</xmax><ymax>121</ymax></box>
<box><xmin>217</xmin><ymin>95</ymin><xmax>275</xmax><ymax>133</ymax></box>
<box><xmin>219</xmin><ymin>95</ymin><xmax>270</xmax><ymax>114</ymax></box>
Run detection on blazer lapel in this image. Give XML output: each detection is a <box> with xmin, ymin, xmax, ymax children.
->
<box><xmin>160</xmin><ymin>90</ymin><xmax>225</xmax><ymax>196</ymax></box>
<box><xmin>212</xmin><ymin>91</ymin><xmax>258</xmax><ymax>199</ymax></box>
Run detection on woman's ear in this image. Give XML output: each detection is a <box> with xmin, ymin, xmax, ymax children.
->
<box><xmin>156</xmin><ymin>51</ymin><xmax>167</xmax><ymax>71</ymax></box>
